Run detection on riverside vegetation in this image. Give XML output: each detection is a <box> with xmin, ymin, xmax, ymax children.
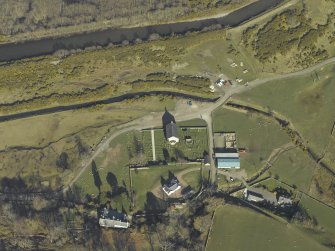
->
<box><xmin>0</xmin><ymin>0</ymin><xmax>252</xmax><ymax>43</ymax></box>
<box><xmin>1</xmin><ymin>1</ymin><xmax>335</xmax><ymax>250</ymax></box>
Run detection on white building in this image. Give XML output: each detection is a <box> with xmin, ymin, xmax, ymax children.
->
<box><xmin>163</xmin><ymin>177</ymin><xmax>181</xmax><ymax>196</ymax></box>
<box><xmin>166</xmin><ymin>121</ymin><xmax>179</xmax><ymax>145</ymax></box>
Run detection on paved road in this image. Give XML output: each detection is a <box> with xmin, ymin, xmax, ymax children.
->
<box><xmin>64</xmin><ymin>57</ymin><xmax>335</xmax><ymax>193</ymax></box>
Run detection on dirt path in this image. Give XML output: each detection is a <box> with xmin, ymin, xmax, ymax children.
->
<box><xmin>151</xmin><ymin>129</ymin><xmax>156</xmax><ymax>161</ymax></box>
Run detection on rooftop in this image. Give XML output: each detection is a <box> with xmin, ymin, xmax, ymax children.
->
<box><xmin>166</xmin><ymin>121</ymin><xmax>179</xmax><ymax>139</ymax></box>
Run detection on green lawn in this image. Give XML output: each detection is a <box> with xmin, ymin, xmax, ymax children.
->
<box><xmin>177</xmin><ymin>118</ymin><xmax>207</xmax><ymax>127</ymax></box>
<box><xmin>181</xmin><ymin>168</ymin><xmax>202</xmax><ymax>192</ymax></box>
<box><xmin>268</xmin><ymin>148</ymin><xmax>316</xmax><ymax>193</ymax></box>
<box><xmin>212</xmin><ymin>108</ymin><xmax>290</xmax><ymax>176</ymax></box>
<box><xmin>131</xmin><ymin>164</ymin><xmax>201</xmax><ymax>211</ymax></box>
<box><xmin>235</xmin><ymin>62</ymin><xmax>335</xmax><ymax>168</ymax></box>
<box><xmin>253</xmin><ymin>178</ymin><xmax>295</xmax><ymax>196</ymax></box>
<box><xmin>74</xmin><ymin>132</ymin><xmax>134</xmax><ymax>212</ymax></box>
<box><xmin>206</xmin><ymin>205</ymin><xmax>331</xmax><ymax>251</ymax></box>
<box><xmin>299</xmin><ymin>195</ymin><xmax>335</xmax><ymax>235</ymax></box>
<box><xmin>152</xmin><ymin>127</ymin><xmax>208</xmax><ymax>162</ymax></box>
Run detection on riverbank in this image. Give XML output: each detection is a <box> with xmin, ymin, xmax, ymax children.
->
<box><xmin>0</xmin><ymin>0</ymin><xmax>256</xmax><ymax>46</ymax></box>
<box><xmin>0</xmin><ymin>0</ymin><xmax>283</xmax><ymax>62</ymax></box>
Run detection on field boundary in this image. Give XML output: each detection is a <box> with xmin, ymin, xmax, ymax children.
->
<box><xmin>204</xmin><ymin>207</ymin><xmax>219</xmax><ymax>251</ymax></box>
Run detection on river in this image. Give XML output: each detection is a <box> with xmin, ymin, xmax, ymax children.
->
<box><xmin>0</xmin><ymin>0</ymin><xmax>283</xmax><ymax>62</ymax></box>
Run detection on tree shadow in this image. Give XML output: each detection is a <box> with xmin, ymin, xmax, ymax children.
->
<box><xmin>160</xmin><ymin>176</ymin><xmax>166</xmax><ymax>186</ymax></box>
<box><xmin>91</xmin><ymin>161</ymin><xmax>102</xmax><ymax>193</ymax></box>
<box><xmin>144</xmin><ymin>192</ymin><xmax>167</xmax><ymax>213</ymax></box>
<box><xmin>163</xmin><ymin>148</ymin><xmax>170</xmax><ymax>162</ymax></box>
<box><xmin>162</xmin><ymin>108</ymin><xmax>176</xmax><ymax>137</ymax></box>
<box><xmin>106</xmin><ymin>172</ymin><xmax>118</xmax><ymax>193</ymax></box>
<box><xmin>168</xmin><ymin>170</ymin><xmax>176</xmax><ymax>181</ymax></box>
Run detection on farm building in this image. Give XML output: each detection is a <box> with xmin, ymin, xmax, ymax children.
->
<box><xmin>162</xmin><ymin>177</ymin><xmax>181</xmax><ymax>196</ymax></box>
<box><xmin>244</xmin><ymin>188</ymin><xmax>277</xmax><ymax>205</ymax></box>
<box><xmin>244</xmin><ymin>189</ymin><xmax>264</xmax><ymax>202</ymax></box>
<box><xmin>215</xmin><ymin>152</ymin><xmax>240</xmax><ymax>168</ymax></box>
<box><xmin>98</xmin><ymin>208</ymin><xmax>130</xmax><ymax>229</ymax></box>
<box><xmin>277</xmin><ymin>196</ymin><xmax>293</xmax><ymax>207</ymax></box>
<box><xmin>165</xmin><ymin>121</ymin><xmax>179</xmax><ymax>145</ymax></box>
<box><xmin>214</xmin><ymin>132</ymin><xmax>241</xmax><ymax>169</ymax></box>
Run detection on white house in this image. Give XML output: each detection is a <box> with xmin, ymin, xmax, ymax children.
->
<box><xmin>163</xmin><ymin>177</ymin><xmax>181</xmax><ymax>196</ymax></box>
<box><xmin>165</xmin><ymin>121</ymin><xmax>179</xmax><ymax>145</ymax></box>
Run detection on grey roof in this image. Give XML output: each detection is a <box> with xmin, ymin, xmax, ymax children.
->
<box><xmin>100</xmin><ymin>207</ymin><xmax>126</xmax><ymax>221</ymax></box>
<box><xmin>99</xmin><ymin>218</ymin><xmax>130</xmax><ymax>228</ymax></box>
<box><xmin>278</xmin><ymin>196</ymin><xmax>293</xmax><ymax>205</ymax></box>
<box><xmin>215</xmin><ymin>152</ymin><xmax>239</xmax><ymax>158</ymax></box>
<box><xmin>245</xmin><ymin>189</ymin><xmax>264</xmax><ymax>202</ymax></box>
<box><xmin>245</xmin><ymin>188</ymin><xmax>277</xmax><ymax>205</ymax></box>
<box><xmin>163</xmin><ymin>177</ymin><xmax>180</xmax><ymax>192</ymax></box>
<box><xmin>166</xmin><ymin>122</ymin><xmax>179</xmax><ymax>139</ymax></box>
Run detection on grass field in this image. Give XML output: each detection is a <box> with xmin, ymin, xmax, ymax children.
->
<box><xmin>253</xmin><ymin>178</ymin><xmax>295</xmax><ymax>196</ymax></box>
<box><xmin>147</xmin><ymin>127</ymin><xmax>209</xmax><ymax>162</ymax></box>
<box><xmin>235</xmin><ymin>62</ymin><xmax>335</xmax><ymax>169</ymax></box>
<box><xmin>212</xmin><ymin>107</ymin><xmax>290</xmax><ymax>176</ymax></box>
<box><xmin>0</xmin><ymin>95</ymin><xmax>177</xmax><ymax>191</ymax></box>
<box><xmin>181</xmin><ymin>168</ymin><xmax>203</xmax><ymax>192</ymax></box>
<box><xmin>176</xmin><ymin>118</ymin><xmax>207</xmax><ymax>127</ymax></box>
<box><xmin>74</xmin><ymin>132</ymin><xmax>133</xmax><ymax>212</ymax></box>
<box><xmin>206</xmin><ymin>205</ymin><xmax>331</xmax><ymax>251</ymax></box>
<box><xmin>131</xmin><ymin>164</ymin><xmax>201</xmax><ymax>211</ymax></box>
<box><xmin>267</xmin><ymin>148</ymin><xmax>316</xmax><ymax>193</ymax></box>
<box><xmin>298</xmin><ymin>195</ymin><xmax>335</xmax><ymax>245</ymax></box>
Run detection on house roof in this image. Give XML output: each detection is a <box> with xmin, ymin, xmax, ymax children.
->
<box><xmin>215</xmin><ymin>152</ymin><xmax>239</xmax><ymax>158</ymax></box>
<box><xmin>99</xmin><ymin>218</ymin><xmax>130</xmax><ymax>228</ymax></box>
<box><xmin>166</xmin><ymin>122</ymin><xmax>179</xmax><ymax>139</ymax></box>
<box><xmin>245</xmin><ymin>188</ymin><xmax>277</xmax><ymax>205</ymax></box>
<box><xmin>99</xmin><ymin>208</ymin><xmax>129</xmax><ymax>228</ymax></box>
<box><xmin>245</xmin><ymin>190</ymin><xmax>264</xmax><ymax>202</ymax></box>
<box><xmin>100</xmin><ymin>207</ymin><xmax>127</xmax><ymax>222</ymax></box>
<box><xmin>217</xmin><ymin>157</ymin><xmax>240</xmax><ymax>168</ymax></box>
<box><xmin>278</xmin><ymin>196</ymin><xmax>293</xmax><ymax>205</ymax></box>
<box><xmin>163</xmin><ymin>177</ymin><xmax>180</xmax><ymax>192</ymax></box>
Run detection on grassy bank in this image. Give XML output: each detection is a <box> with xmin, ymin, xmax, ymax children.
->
<box><xmin>212</xmin><ymin>107</ymin><xmax>290</xmax><ymax>176</ymax></box>
<box><xmin>0</xmin><ymin>96</ymin><xmax>177</xmax><ymax>191</ymax></box>
<box><xmin>206</xmin><ymin>205</ymin><xmax>330</xmax><ymax>251</ymax></box>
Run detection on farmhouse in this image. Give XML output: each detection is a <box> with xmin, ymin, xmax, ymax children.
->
<box><xmin>166</xmin><ymin>121</ymin><xmax>179</xmax><ymax>145</ymax></box>
<box><xmin>98</xmin><ymin>207</ymin><xmax>130</xmax><ymax>229</ymax></box>
<box><xmin>244</xmin><ymin>188</ymin><xmax>277</xmax><ymax>205</ymax></box>
<box><xmin>277</xmin><ymin>196</ymin><xmax>293</xmax><ymax>207</ymax></box>
<box><xmin>244</xmin><ymin>189</ymin><xmax>264</xmax><ymax>202</ymax></box>
<box><xmin>163</xmin><ymin>177</ymin><xmax>181</xmax><ymax>196</ymax></box>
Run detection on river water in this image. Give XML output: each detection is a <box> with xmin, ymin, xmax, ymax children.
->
<box><xmin>0</xmin><ymin>0</ymin><xmax>283</xmax><ymax>62</ymax></box>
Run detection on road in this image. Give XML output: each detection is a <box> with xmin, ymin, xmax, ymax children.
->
<box><xmin>64</xmin><ymin>57</ymin><xmax>335</xmax><ymax>193</ymax></box>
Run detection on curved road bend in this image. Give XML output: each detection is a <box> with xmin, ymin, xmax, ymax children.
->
<box><xmin>62</xmin><ymin>56</ymin><xmax>335</xmax><ymax>192</ymax></box>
